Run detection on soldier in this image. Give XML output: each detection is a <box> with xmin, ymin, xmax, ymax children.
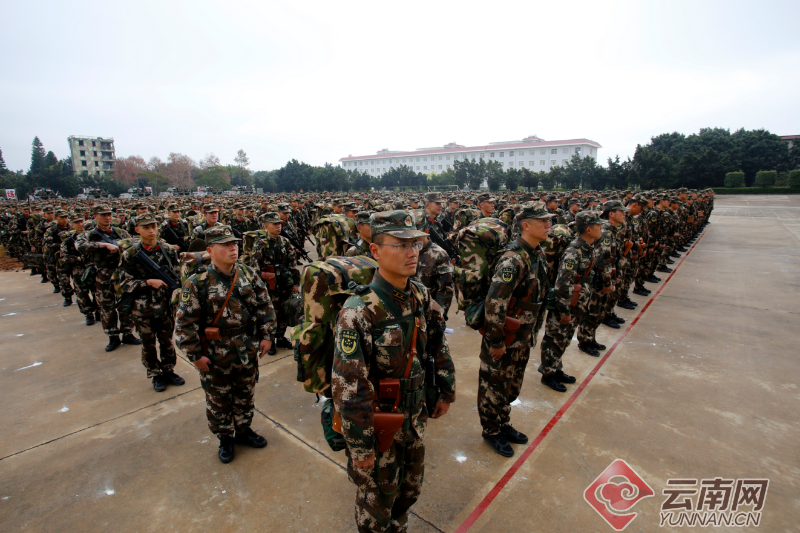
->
<box><xmin>421</xmin><ymin>192</ymin><xmax>447</xmax><ymax>237</ymax></box>
<box><xmin>478</xmin><ymin>202</ymin><xmax>552</xmax><ymax>457</ymax></box>
<box><xmin>119</xmin><ymin>213</ymin><xmax>185</xmax><ymax>392</ymax></box>
<box><xmin>441</xmin><ymin>196</ymin><xmax>459</xmax><ymax>234</ymax></box>
<box><xmin>127</xmin><ymin>203</ymin><xmax>149</xmax><ymax>235</ymax></box>
<box><xmin>159</xmin><ymin>203</ymin><xmax>191</xmax><ymax>251</ymax></box>
<box><xmin>412</xmin><ymin>232</ymin><xmax>454</xmax><ymax>322</ymax></box>
<box><xmin>539</xmin><ymin>211</ymin><xmax>602</xmax><ymax>392</ymax></box>
<box><xmin>189</xmin><ymin>203</ymin><xmax>221</xmax><ymax>243</ymax></box>
<box><xmin>61</xmin><ymin>213</ymin><xmax>99</xmax><ymax>325</ymax></box>
<box><xmin>249</xmin><ymin>212</ymin><xmax>300</xmax><ymax>355</ymax></box>
<box><xmin>76</xmin><ymin>204</ymin><xmax>141</xmax><ymax>352</ymax></box>
<box><xmin>175</xmin><ymin>225</ymin><xmax>276</xmax><ymax>463</ymax></box>
<box><xmin>343</xmin><ymin>202</ymin><xmax>359</xmax><ymax>220</ymax></box>
<box><xmin>476</xmin><ymin>192</ymin><xmax>496</xmax><ymax>219</ymax></box>
<box><xmin>43</xmin><ymin>209</ymin><xmax>72</xmax><ymax>305</ymax></box>
<box><xmin>40</xmin><ymin>206</ymin><xmax>60</xmax><ymax>291</ymax></box>
<box><xmin>229</xmin><ymin>203</ymin><xmax>250</xmax><ymax>237</ymax></box>
<box><xmin>344</xmin><ymin>211</ymin><xmax>375</xmax><ymax>259</ymax></box>
<box><xmin>332</xmin><ymin>210</ymin><xmax>455</xmax><ymax>533</ymax></box>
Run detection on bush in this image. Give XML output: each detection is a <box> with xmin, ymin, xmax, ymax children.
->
<box><xmin>790</xmin><ymin>170</ymin><xmax>800</xmax><ymax>188</ymax></box>
<box><xmin>754</xmin><ymin>170</ymin><xmax>777</xmax><ymax>187</ymax></box>
<box><xmin>724</xmin><ymin>172</ymin><xmax>745</xmax><ymax>188</ymax></box>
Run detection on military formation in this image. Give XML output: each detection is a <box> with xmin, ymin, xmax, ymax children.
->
<box><xmin>0</xmin><ymin>186</ymin><xmax>713</xmax><ymax>533</ymax></box>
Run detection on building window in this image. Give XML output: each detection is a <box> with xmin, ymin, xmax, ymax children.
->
<box><xmin>551</xmin><ymin>148</ymin><xmax>557</xmax><ymax>154</ymax></box>
<box><xmin>563</xmin><ymin>148</ymin><xmax>569</xmax><ymax>154</ymax></box>
<box><xmin>438</xmin><ymin>156</ymin><xmax>442</xmax><ymax>160</ymax></box>
<box><xmin>92</xmin><ymin>141</ymin><xmax>96</xmax><ymax>147</ymax></box>
<box><xmin>540</xmin><ymin>160</ymin><xmax>546</xmax><ymax>166</ymax></box>
<box><xmin>509</xmin><ymin>151</ymin><xmax>514</xmax><ymax>156</ymax></box>
<box><xmin>518</xmin><ymin>161</ymin><xmax>523</xmax><ymax>167</ymax></box>
<box><xmin>94</xmin><ymin>161</ymin><xmax>99</xmax><ymax>166</ymax></box>
<box><xmin>93</xmin><ymin>151</ymin><xmax>97</xmax><ymax>156</ymax></box>
<box><xmin>590</xmin><ymin>148</ymin><xmax>594</xmax><ymax>155</ymax></box>
<box><xmin>480</xmin><ymin>153</ymin><xmax>485</xmax><ymax>159</ymax></box>
<box><xmin>78</xmin><ymin>140</ymin><xmax>84</xmax><ymax>146</ymax></box>
<box><xmin>499</xmin><ymin>152</ymin><xmax>504</xmax><ymax>157</ymax></box>
<box><xmin>490</xmin><ymin>152</ymin><xmax>495</xmax><ymax>158</ymax></box>
<box><xmin>416</xmin><ymin>157</ymin><xmax>420</xmax><ymax>162</ymax></box>
<box><xmin>563</xmin><ymin>159</ymin><xmax>568</xmax><ymax>165</ymax></box>
<box><xmin>80</xmin><ymin>150</ymin><xmax>85</xmax><ymax>156</ymax></box>
<box><xmin>417</xmin><ymin>166</ymin><xmax>420</xmax><ymax>170</ymax></box>
<box><xmin>540</xmin><ymin>149</ymin><xmax>546</xmax><ymax>155</ymax></box>
<box><xmin>447</xmin><ymin>164</ymin><xmax>451</xmax><ymax>169</ymax></box>
<box><xmin>81</xmin><ymin>160</ymin><xmax>87</xmax><ymax>166</ymax></box>
<box><xmin>529</xmin><ymin>161</ymin><xmax>534</xmax><ymax>166</ymax></box>
<box><xmin>439</xmin><ymin>165</ymin><xmax>442</xmax><ymax>170</ymax></box>
<box><xmin>575</xmin><ymin>147</ymin><xmax>582</xmax><ymax>154</ymax></box>
<box><xmin>551</xmin><ymin>161</ymin><xmax>557</xmax><ymax>166</ymax></box>
<box><xmin>424</xmin><ymin>166</ymin><xmax>427</xmax><ymax>170</ymax></box>
<box><xmin>446</xmin><ymin>155</ymin><xmax>450</xmax><ymax>160</ymax></box>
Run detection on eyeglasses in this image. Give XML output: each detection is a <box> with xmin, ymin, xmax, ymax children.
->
<box><xmin>376</xmin><ymin>240</ymin><xmax>424</xmax><ymax>252</ymax></box>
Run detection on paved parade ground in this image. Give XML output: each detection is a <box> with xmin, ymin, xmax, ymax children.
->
<box><xmin>1</xmin><ymin>195</ymin><xmax>799</xmax><ymax>533</ymax></box>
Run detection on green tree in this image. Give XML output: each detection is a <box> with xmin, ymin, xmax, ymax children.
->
<box><xmin>195</xmin><ymin>166</ymin><xmax>232</xmax><ymax>190</ymax></box>
<box><xmin>504</xmin><ymin>168</ymin><xmax>520</xmax><ymax>191</ymax></box>
<box><xmin>0</xmin><ymin>148</ymin><xmax>7</xmax><ymax>172</ymax></box>
<box><xmin>30</xmin><ymin>136</ymin><xmax>46</xmax><ymax>175</ymax></box>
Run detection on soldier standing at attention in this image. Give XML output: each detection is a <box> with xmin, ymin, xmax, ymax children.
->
<box><xmin>76</xmin><ymin>204</ymin><xmax>141</xmax><ymax>352</ymax></box>
<box><xmin>176</xmin><ymin>226</ymin><xmax>276</xmax><ymax>463</ymax></box>
<box><xmin>61</xmin><ymin>213</ymin><xmax>98</xmax><ymax>325</ymax></box>
<box><xmin>249</xmin><ymin>212</ymin><xmax>299</xmax><ymax>355</ymax></box>
<box><xmin>40</xmin><ymin>206</ymin><xmax>61</xmax><ymax>293</ymax></box>
<box><xmin>539</xmin><ymin>211</ymin><xmax>602</xmax><ymax>392</ymax></box>
<box><xmin>119</xmin><ymin>213</ymin><xmax>185</xmax><ymax>392</ymax></box>
<box><xmin>479</xmin><ymin>202</ymin><xmax>552</xmax><ymax>457</ymax></box>
<box><xmin>332</xmin><ymin>210</ymin><xmax>455</xmax><ymax>533</ymax></box>
<box><xmin>43</xmin><ymin>209</ymin><xmax>71</xmax><ymax>304</ymax></box>
<box><xmin>344</xmin><ymin>211</ymin><xmax>375</xmax><ymax>259</ymax></box>
<box><xmin>190</xmin><ymin>203</ymin><xmax>221</xmax><ymax>243</ymax></box>
<box><xmin>159</xmin><ymin>203</ymin><xmax>190</xmax><ymax>251</ymax></box>
<box><xmin>412</xmin><ymin>232</ymin><xmax>454</xmax><ymax>323</ymax></box>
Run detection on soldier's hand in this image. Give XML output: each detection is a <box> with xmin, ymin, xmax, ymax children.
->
<box><xmin>146</xmin><ymin>279</ymin><xmax>167</xmax><ymax>289</ymax></box>
<box><xmin>353</xmin><ymin>454</ymin><xmax>375</xmax><ymax>471</ymax></box>
<box><xmin>194</xmin><ymin>356</ymin><xmax>211</xmax><ymax>372</ymax></box>
<box><xmin>602</xmin><ymin>285</ymin><xmax>612</xmax><ymax>294</ymax></box>
<box><xmin>560</xmin><ymin>315</ymin><xmax>572</xmax><ymax>325</ymax></box>
<box><xmin>430</xmin><ymin>400</ymin><xmax>450</xmax><ymax>419</ymax></box>
<box><xmin>489</xmin><ymin>345</ymin><xmax>506</xmax><ymax>361</ymax></box>
<box><xmin>31</xmin><ymin>246</ymin><xmax>35</xmax><ymax>252</ymax></box>
<box><xmin>104</xmin><ymin>243</ymin><xmax>120</xmax><ymax>253</ymax></box>
<box><xmin>258</xmin><ymin>339</ymin><xmax>272</xmax><ymax>358</ymax></box>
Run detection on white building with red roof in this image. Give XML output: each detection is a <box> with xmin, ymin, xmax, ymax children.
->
<box><xmin>339</xmin><ymin>135</ymin><xmax>602</xmax><ymax>176</ymax></box>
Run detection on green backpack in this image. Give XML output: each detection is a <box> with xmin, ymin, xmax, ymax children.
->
<box><xmin>313</xmin><ymin>214</ymin><xmax>357</xmax><ymax>260</ymax></box>
<box><xmin>454</xmin><ymin>218</ymin><xmax>511</xmax><ymax>330</ymax></box>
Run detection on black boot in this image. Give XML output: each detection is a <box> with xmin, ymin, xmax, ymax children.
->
<box><xmin>591</xmin><ymin>339</ymin><xmax>606</xmax><ymax>351</ymax></box>
<box><xmin>40</xmin><ymin>276</ymin><xmax>48</xmax><ymax>283</ymax></box>
<box><xmin>105</xmin><ymin>336</ymin><xmax>122</xmax><ymax>352</ymax></box>
<box><xmin>85</xmin><ymin>314</ymin><xmax>95</xmax><ymax>326</ymax></box>
<box><xmin>483</xmin><ymin>434</ymin><xmax>514</xmax><ymax>457</ymax></box>
<box><xmin>30</xmin><ymin>269</ymin><xmax>37</xmax><ymax>276</ymax></box>
<box><xmin>541</xmin><ymin>374</ymin><xmax>567</xmax><ymax>392</ymax></box>
<box><xmin>656</xmin><ymin>266</ymin><xmax>673</xmax><ymax>273</ymax></box>
<box><xmin>671</xmin><ymin>252</ymin><xmax>681</xmax><ymax>258</ymax></box>
<box><xmin>646</xmin><ymin>275</ymin><xmax>661</xmax><ymax>283</ymax></box>
<box><xmin>554</xmin><ymin>369</ymin><xmax>577</xmax><ymax>384</ymax></box>
<box><xmin>235</xmin><ymin>427</ymin><xmax>268</xmax><ymax>448</ymax></box>
<box><xmin>122</xmin><ymin>333</ymin><xmax>142</xmax><ymax>345</ymax></box>
<box><xmin>501</xmin><ymin>425</ymin><xmax>529</xmax><ymax>444</ymax></box>
<box><xmin>609</xmin><ymin>313</ymin><xmax>625</xmax><ymax>324</ymax></box>
<box><xmin>267</xmin><ymin>343</ymin><xmax>277</xmax><ymax>356</ymax></box>
<box><xmin>579</xmin><ymin>342</ymin><xmax>601</xmax><ymax>356</ymax></box>
<box><xmin>218</xmin><ymin>436</ymin><xmax>235</xmax><ymax>463</ymax></box>
<box><xmin>63</xmin><ymin>296</ymin><xmax>73</xmax><ymax>307</ymax></box>
<box><xmin>152</xmin><ymin>374</ymin><xmax>167</xmax><ymax>392</ymax></box>
<box><xmin>163</xmin><ymin>371</ymin><xmax>185</xmax><ymax>386</ymax></box>
<box><xmin>666</xmin><ymin>259</ymin><xmax>675</xmax><ymax>265</ymax></box>
<box><xmin>633</xmin><ymin>287</ymin><xmax>650</xmax><ymax>296</ymax></box>
<box><xmin>275</xmin><ymin>337</ymin><xmax>292</xmax><ymax>349</ymax></box>
<box><xmin>617</xmin><ymin>298</ymin><xmax>636</xmax><ymax>310</ymax></box>
<box><xmin>95</xmin><ymin>310</ymin><xmax>102</xmax><ymax>322</ymax></box>
<box><xmin>602</xmin><ymin>316</ymin><xmax>621</xmax><ymax>329</ymax></box>
<box><xmin>52</xmin><ymin>286</ymin><xmax>61</xmax><ymax>293</ymax></box>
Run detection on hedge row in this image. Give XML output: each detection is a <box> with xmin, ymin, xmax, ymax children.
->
<box><xmin>712</xmin><ymin>187</ymin><xmax>800</xmax><ymax>195</ymax></box>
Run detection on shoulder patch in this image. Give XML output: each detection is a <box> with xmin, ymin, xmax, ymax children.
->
<box><xmin>603</xmin><ymin>236</ymin><xmax>612</xmax><ymax>246</ymax></box>
<box><xmin>564</xmin><ymin>258</ymin><xmax>576</xmax><ymax>270</ymax></box>
<box><xmin>501</xmin><ymin>265</ymin><xmax>515</xmax><ymax>283</ymax></box>
<box><xmin>340</xmin><ymin>329</ymin><xmax>359</xmax><ymax>355</ymax></box>
<box><xmin>632</xmin><ymin>218</ymin><xmax>639</xmax><ymax>225</ymax></box>
<box><xmin>181</xmin><ymin>287</ymin><xmax>191</xmax><ymax>302</ymax></box>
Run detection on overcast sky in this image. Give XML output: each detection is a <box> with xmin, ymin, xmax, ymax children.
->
<box><xmin>2</xmin><ymin>0</ymin><xmax>798</xmax><ymax>173</ymax></box>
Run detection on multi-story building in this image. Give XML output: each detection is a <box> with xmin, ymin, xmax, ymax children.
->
<box><xmin>339</xmin><ymin>135</ymin><xmax>601</xmax><ymax>176</ymax></box>
<box><xmin>68</xmin><ymin>136</ymin><xmax>115</xmax><ymax>176</ymax></box>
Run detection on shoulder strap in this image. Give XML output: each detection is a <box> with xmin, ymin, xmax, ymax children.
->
<box><xmin>326</xmin><ymin>259</ymin><xmax>357</xmax><ymax>291</ymax></box>
<box><xmin>369</xmin><ymin>282</ymin><xmax>420</xmax><ymax>378</ymax></box>
<box><xmin>209</xmin><ymin>267</ymin><xmax>239</xmax><ymax>327</ymax></box>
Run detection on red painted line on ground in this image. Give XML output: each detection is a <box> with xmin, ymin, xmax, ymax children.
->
<box><xmin>454</xmin><ymin>230</ymin><xmax>707</xmax><ymax>533</ymax></box>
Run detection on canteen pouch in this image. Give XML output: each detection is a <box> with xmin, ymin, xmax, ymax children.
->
<box><xmin>373</xmin><ymin>412</ymin><xmax>405</xmax><ymax>453</ymax></box>
<box><xmin>261</xmin><ymin>265</ymin><xmax>277</xmax><ymax>291</ymax></box>
<box><xmin>321</xmin><ymin>399</ymin><xmax>346</xmax><ymax>452</ymax></box>
<box><xmin>204</xmin><ymin>327</ymin><xmax>221</xmax><ymax>341</ymax></box>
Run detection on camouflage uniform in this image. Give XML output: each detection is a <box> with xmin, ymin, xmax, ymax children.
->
<box><xmin>159</xmin><ymin>213</ymin><xmax>191</xmax><ymax>250</ymax></box>
<box><xmin>249</xmin><ymin>212</ymin><xmax>300</xmax><ymax>343</ymax></box>
<box><xmin>60</xmin><ymin>223</ymin><xmax>97</xmax><ymax>319</ymax></box>
<box><xmin>43</xmin><ymin>214</ymin><xmax>70</xmax><ymax>296</ymax></box>
<box><xmin>412</xmin><ymin>240</ymin><xmax>453</xmax><ymax>321</ymax></box>
<box><xmin>40</xmin><ymin>212</ymin><xmax>60</xmax><ymax>288</ymax></box>
<box><xmin>332</xmin><ymin>212</ymin><xmax>455</xmax><ymax>533</ymax></box>
<box><xmin>119</xmin><ymin>218</ymin><xmax>181</xmax><ymax>379</ymax></box>
<box><xmin>577</xmin><ymin>218</ymin><xmax>619</xmax><ymax>346</ymax></box>
<box><xmin>76</xmin><ymin>208</ymin><xmax>136</xmax><ymax>339</ymax></box>
<box><xmin>345</xmin><ymin>239</ymin><xmax>374</xmax><ymax>259</ymax></box>
<box><xmin>175</xmin><ymin>226</ymin><xmax>276</xmax><ymax>440</ymax></box>
<box><xmin>478</xmin><ymin>226</ymin><xmax>549</xmax><ymax>438</ymax></box>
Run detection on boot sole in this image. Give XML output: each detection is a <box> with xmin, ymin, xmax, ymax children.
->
<box><xmin>483</xmin><ymin>438</ymin><xmax>515</xmax><ymax>457</ymax></box>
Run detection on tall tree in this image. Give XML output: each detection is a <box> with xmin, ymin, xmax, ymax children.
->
<box><xmin>0</xmin><ymin>148</ymin><xmax>7</xmax><ymax>172</ymax></box>
<box><xmin>30</xmin><ymin>136</ymin><xmax>46</xmax><ymax>175</ymax></box>
<box><xmin>234</xmin><ymin>149</ymin><xmax>250</xmax><ymax>169</ymax></box>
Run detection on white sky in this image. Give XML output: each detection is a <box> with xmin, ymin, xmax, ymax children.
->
<box><xmin>1</xmin><ymin>0</ymin><xmax>798</xmax><ymax>173</ymax></box>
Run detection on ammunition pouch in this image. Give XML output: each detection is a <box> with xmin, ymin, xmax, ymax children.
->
<box><xmin>261</xmin><ymin>265</ymin><xmax>277</xmax><ymax>291</ymax></box>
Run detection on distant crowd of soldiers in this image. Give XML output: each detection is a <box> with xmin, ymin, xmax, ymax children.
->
<box><xmin>0</xmin><ymin>186</ymin><xmax>713</xmax><ymax>533</ymax></box>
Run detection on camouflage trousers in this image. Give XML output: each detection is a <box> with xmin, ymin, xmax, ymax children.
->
<box><xmin>620</xmin><ymin>259</ymin><xmax>638</xmax><ymax>296</ymax></box>
<box><xmin>346</xmin><ymin>432</ymin><xmax>425</xmax><ymax>533</ymax></box>
<box><xmin>57</xmin><ymin>264</ymin><xmax>74</xmax><ymax>299</ymax></box>
<box><xmin>199</xmin><ymin>357</ymin><xmax>259</xmax><ymax>439</ymax></box>
<box><xmin>658</xmin><ymin>240</ymin><xmax>675</xmax><ymax>267</ymax></box>
<box><xmin>133</xmin><ymin>314</ymin><xmax>176</xmax><ymax>378</ymax></box>
<box><xmin>477</xmin><ymin>337</ymin><xmax>530</xmax><ymax>437</ymax></box>
<box><xmin>95</xmin><ymin>280</ymin><xmax>134</xmax><ymax>337</ymax></box>
<box><xmin>577</xmin><ymin>288</ymin><xmax>608</xmax><ymax>345</ymax></box>
<box><xmin>540</xmin><ymin>309</ymin><xmax>582</xmax><ymax>377</ymax></box>
<box><xmin>272</xmin><ymin>290</ymin><xmax>292</xmax><ymax>340</ymax></box>
<box><xmin>71</xmin><ymin>269</ymin><xmax>97</xmax><ymax>316</ymax></box>
<box><xmin>45</xmin><ymin>259</ymin><xmax>60</xmax><ymax>290</ymax></box>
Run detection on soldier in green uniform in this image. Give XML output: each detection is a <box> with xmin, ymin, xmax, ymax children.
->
<box><xmin>40</xmin><ymin>206</ymin><xmax>61</xmax><ymax>292</ymax></box>
<box><xmin>119</xmin><ymin>213</ymin><xmax>185</xmax><ymax>392</ymax></box>
<box><xmin>175</xmin><ymin>225</ymin><xmax>277</xmax><ymax>463</ymax></box>
<box><xmin>159</xmin><ymin>203</ymin><xmax>191</xmax><ymax>251</ymax></box>
<box><xmin>61</xmin><ymin>213</ymin><xmax>99</xmax><ymax>325</ymax></box>
<box><xmin>539</xmin><ymin>211</ymin><xmax>602</xmax><ymax>392</ymax></box>
<box><xmin>189</xmin><ymin>203</ymin><xmax>221</xmax><ymax>243</ymax></box>
<box><xmin>332</xmin><ymin>210</ymin><xmax>456</xmax><ymax>533</ymax></box>
<box><xmin>478</xmin><ymin>202</ymin><xmax>552</xmax><ymax>457</ymax></box>
<box><xmin>344</xmin><ymin>211</ymin><xmax>375</xmax><ymax>259</ymax></box>
<box><xmin>249</xmin><ymin>212</ymin><xmax>300</xmax><ymax>354</ymax></box>
<box><xmin>43</xmin><ymin>209</ymin><xmax>71</xmax><ymax>301</ymax></box>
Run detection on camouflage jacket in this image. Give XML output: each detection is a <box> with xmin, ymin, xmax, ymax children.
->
<box><xmin>59</xmin><ymin>230</ymin><xmax>88</xmax><ymax>268</ymax></box>
<box><xmin>344</xmin><ymin>239</ymin><xmax>374</xmax><ymax>259</ymax></box>
<box><xmin>332</xmin><ymin>272</ymin><xmax>456</xmax><ymax>461</ymax></box>
<box><xmin>249</xmin><ymin>234</ymin><xmax>300</xmax><ymax>292</ymax></box>
<box><xmin>190</xmin><ymin>221</ymin><xmax>221</xmax><ymax>242</ymax></box>
<box><xmin>175</xmin><ymin>262</ymin><xmax>277</xmax><ymax>364</ymax></box>
<box><xmin>412</xmin><ymin>241</ymin><xmax>453</xmax><ymax>311</ymax></box>
<box><xmin>594</xmin><ymin>221</ymin><xmax>619</xmax><ymax>288</ymax></box>
<box><xmin>541</xmin><ymin>225</ymin><xmax>575</xmax><ymax>286</ymax></box>
<box><xmin>484</xmin><ymin>237</ymin><xmax>550</xmax><ymax>349</ymax></box>
<box><xmin>644</xmin><ymin>207</ymin><xmax>661</xmax><ymax>245</ymax></box>
<box><xmin>453</xmin><ymin>207</ymin><xmax>479</xmax><ymax>232</ymax></box>
<box><xmin>43</xmin><ymin>222</ymin><xmax>70</xmax><ymax>263</ymax></box>
<box><xmin>76</xmin><ymin>226</ymin><xmax>131</xmax><ymax>282</ymax></box>
<box><xmin>229</xmin><ymin>216</ymin><xmax>251</xmax><ymax>237</ymax></box>
<box><xmin>27</xmin><ymin>215</ymin><xmax>42</xmax><ymax>247</ymax></box>
<box><xmin>119</xmin><ymin>240</ymin><xmax>180</xmax><ymax>318</ymax></box>
<box><xmin>159</xmin><ymin>219</ymin><xmax>191</xmax><ymax>248</ymax></box>
<box><xmin>441</xmin><ymin>208</ymin><xmax>457</xmax><ymax>234</ymax></box>
<box><xmin>553</xmin><ymin>236</ymin><xmax>595</xmax><ymax>315</ymax></box>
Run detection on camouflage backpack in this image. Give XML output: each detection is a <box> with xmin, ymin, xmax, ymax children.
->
<box><xmin>312</xmin><ymin>214</ymin><xmax>357</xmax><ymax>260</ymax></box>
<box><xmin>241</xmin><ymin>230</ymin><xmax>268</xmax><ymax>264</ymax></box>
<box><xmin>454</xmin><ymin>218</ymin><xmax>512</xmax><ymax>329</ymax></box>
<box><xmin>540</xmin><ymin>224</ymin><xmax>576</xmax><ymax>286</ymax></box>
<box><xmin>293</xmin><ymin>255</ymin><xmax>378</xmax><ymax>397</ymax></box>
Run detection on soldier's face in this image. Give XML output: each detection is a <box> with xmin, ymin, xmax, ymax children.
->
<box><xmin>371</xmin><ymin>235</ymin><xmax>419</xmax><ymax>278</ymax></box>
<box><xmin>345</xmin><ymin>209</ymin><xmax>357</xmax><ymax>219</ymax></box>
<box><xmin>333</xmin><ymin>206</ymin><xmax>343</xmax><ymax>214</ymax></box>
<box><xmin>205</xmin><ymin>211</ymin><xmax>219</xmax><ymax>224</ymax></box>
<box><xmin>234</xmin><ymin>209</ymin><xmax>244</xmax><ymax>217</ymax></box>
<box><xmin>71</xmin><ymin>221</ymin><xmax>84</xmax><ymax>231</ymax></box>
<box><xmin>280</xmin><ymin>211</ymin><xmax>290</xmax><ymax>221</ymax></box>
<box><xmin>209</xmin><ymin>242</ymin><xmax>238</xmax><ymax>267</ymax></box>
<box><xmin>56</xmin><ymin>216</ymin><xmax>68</xmax><ymax>226</ymax></box>
<box><xmin>448</xmin><ymin>202</ymin><xmax>458</xmax><ymax>210</ymax></box>
<box><xmin>628</xmin><ymin>202</ymin><xmax>643</xmax><ymax>216</ymax></box>
<box><xmin>266</xmin><ymin>222</ymin><xmax>281</xmax><ymax>237</ymax></box>
<box><xmin>136</xmin><ymin>223</ymin><xmax>158</xmax><ymax>242</ymax></box>
<box><xmin>426</xmin><ymin>201</ymin><xmax>442</xmax><ymax>216</ymax></box>
<box><xmin>586</xmin><ymin>224</ymin><xmax>602</xmax><ymax>240</ymax></box>
<box><xmin>522</xmin><ymin>218</ymin><xmax>550</xmax><ymax>242</ymax></box>
<box><xmin>95</xmin><ymin>213</ymin><xmax>112</xmax><ymax>229</ymax></box>
<box><xmin>169</xmin><ymin>210</ymin><xmax>181</xmax><ymax>222</ymax></box>
<box><xmin>358</xmin><ymin>223</ymin><xmax>371</xmax><ymax>241</ymax></box>
<box><xmin>479</xmin><ymin>201</ymin><xmax>494</xmax><ymax>216</ymax></box>
<box><xmin>610</xmin><ymin>210</ymin><xmax>626</xmax><ymax>224</ymax></box>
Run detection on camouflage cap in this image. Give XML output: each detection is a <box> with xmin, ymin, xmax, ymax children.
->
<box><xmin>576</xmin><ymin>210</ymin><xmax>602</xmax><ymax>226</ymax></box>
<box><xmin>133</xmin><ymin>202</ymin><xmax>147</xmax><ymax>210</ymax></box>
<box><xmin>343</xmin><ymin>202</ymin><xmax>358</xmax><ymax>211</ymax></box>
<box><xmin>54</xmin><ymin>209</ymin><xmax>68</xmax><ymax>217</ymax></box>
<box><xmin>424</xmin><ymin>192</ymin><xmax>443</xmax><ymax>203</ymax></box>
<box><xmin>205</xmin><ymin>225</ymin><xmax>240</xmax><ymax>244</ymax></box>
<box><xmin>355</xmin><ymin>210</ymin><xmax>373</xmax><ymax>224</ymax></box>
<box><xmin>516</xmin><ymin>201</ymin><xmax>554</xmax><ymax>221</ymax></box>
<box><xmin>69</xmin><ymin>213</ymin><xmax>85</xmax><ymax>223</ymax></box>
<box><xmin>332</xmin><ymin>198</ymin><xmax>344</xmax><ymax>206</ymax></box>
<box><xmin>42</xmin><ymin>205</ymin><xmax>55</xmax><ymax>213</ymax></box>
<box><xmin>477</xmin><ymin>192</ymin><xmax>496</xmax><ymax>203</ymax></box>
<box><xmin>370</xmin><ymin>210</ymin><xmax>427</xmax><ymax>239</ymax></box>
<box><xmin>166</xmin><ymin>203</ymin><xmax>181</xmax><ymax>212</ymax></box>
<box><xmin>232</xmin><ymin>203</ymin><xmax>245</xmax><ymax>210</ymax></box>
<box><xmin>135</xmin><ymin>212</ymin><xmax>158</xmax><ymax>226</ymax></box>
<box><xmin>259</xmin><ymin>212</ymin><xmax>281</xmax><ymax>223</ymax></box>
<box><xmin>277</xmin><ymin>202</ymin><xmax>292</xmax><ymax>213</ymax></box>
<box><xmin>448</xmin><ymin>196</ymin><xmax>459</xmax><ymax>203</ymax></box>
<box><xmin>629</xmin><ymin>194</ymin><xmax>646</xmax><ymax>205</ymax></box>
<box><xmin>93</xmin><ymin>204</ymin><xmax>112</xmax><ymax>214</ymax></box>
<box><xmin>202</xmin><ymin>203</ymin><xmax>219</xmax><ymax>212</ymax></box>
<box><xmin>568</xmin><ymin>198</ymin><xmax>581</xmax><ymax>206</ymax></box>
<box><xmin>602</xmin><ymin>200</ymin><xmax>628</xmax><ymax>213</ymax></box>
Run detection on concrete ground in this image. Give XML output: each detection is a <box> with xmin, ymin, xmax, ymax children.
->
<box><xmin>1</xmin><ymin>195</ymin><xmax>798</xmax><ymax>532</ymax></box>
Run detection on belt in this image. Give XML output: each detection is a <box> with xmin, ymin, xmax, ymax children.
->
<box><xmin>219</xmin><ymin>320</ymin><xmax>254</xmax><ymax>338</ymax></box>
<box><xmin>514</xmin><ymin>299</ymin><xmax>544</xmax><ymax>312</ymax></box>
